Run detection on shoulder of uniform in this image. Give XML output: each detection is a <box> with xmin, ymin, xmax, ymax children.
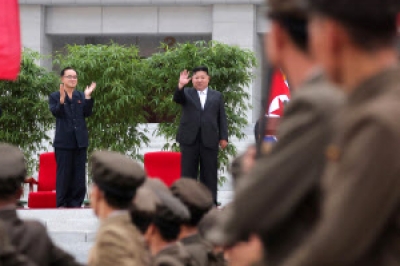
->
<box><xmin>153</xmin><ymin>254</ymin><xmax>186</xmax><ymax>266</ymax></box>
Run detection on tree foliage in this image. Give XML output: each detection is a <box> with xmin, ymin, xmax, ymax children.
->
<box><xmin>53</xmin><ymin>43</ymin><xmax>149</xmax><ymax>159</ymax></box>
<box><xmin>0</xmin><ymin>49</ymin><xmax>58</xmax><ymax>173</ymax></box>
<box><xmin>144</xmin><ymin>41</ymin><xmax>256</xmax><ymax>182</ymax></box>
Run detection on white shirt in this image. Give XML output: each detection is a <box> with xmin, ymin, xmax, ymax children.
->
<box><xmin>198</xmin><ymin>87</ymin><xmax>208</xmax><ymax>109</ymax></box>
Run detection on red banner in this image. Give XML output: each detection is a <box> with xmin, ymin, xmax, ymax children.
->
<box><xmin>267</xmin><ymin>70</ymin><xmax>291</xmax><ymax>117</ymax></box>
<box><xmin>0</xmin><ymin>0</ymin><xmax>21</xmax><ymax>81</ymax></box>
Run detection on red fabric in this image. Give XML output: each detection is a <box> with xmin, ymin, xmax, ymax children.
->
<box><xmin>267</xmin><ymin>70</ymin><xmax>291</xmax><ymax>117</ymax></box>
<box><xmin>27</xmin><ymin>152</ymin><xmax>57</xmax><ymax>208</ymax></box>
<box><xmin>144</xmin><ymin>152</ymin><xmax>181</xmax><ymax>187</ymax></box>
<box><xmin>0</xmin><ymin>0</ymin><xmax>21</xmax><ymax>80</ymax></box>
<box><xmin>28</xmin><ymin>191</ymin><xmax>56</xmax><ymax>209</ymax></box>
<box><xmin>37</xmin><ymin>152</ymin><xmax>57</xmax><ymax>191</ymax></box>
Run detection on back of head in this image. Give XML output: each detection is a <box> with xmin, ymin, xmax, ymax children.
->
<box><xmin>0</xmin><ymin>143</ymin><xmax>26</xmax><ymax>200</ymax></box>
<box><xmin>170</xmin><ymin>178</ymin><xmax>214</xmax><ymax>226</ymax></box>
<box><xmin>307</xmin><ymin>0</ymin><xmax>399</xmax><ymax>50</ymax></box>
<box><xmin>153</xmin><ymin>190</ymin><xmax>190</xmax><ymax>242</ymax></box>
<box><xmin>90</xmin><ymin>150</ymin><xmax>146</xmax><ymax>209</ymax></box>
<box><xmin>267</xmin><ymin>0</ymin><xmax>309</xmax><ymax>52</ymax></box>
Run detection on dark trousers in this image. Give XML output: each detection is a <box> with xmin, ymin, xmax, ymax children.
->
<box><xmin>55</xmin><ymin>148</ymin><xmax>87</xmax><ymax>207</ymax></box>
<box><xmin>180</xmin><ymin>136</ymin><xmax>219</xmax><ymax>204</ymax></box>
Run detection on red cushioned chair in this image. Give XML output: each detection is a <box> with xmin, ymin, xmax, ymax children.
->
<box><xmin>25</xmin><ymin>152</ymin><xmax>57</xmax><ymax>208</ymax></box>
<box><xmin>144</xmin><ymin>151</ymin><xmax>181</xmax><ymax>187</ymax></box>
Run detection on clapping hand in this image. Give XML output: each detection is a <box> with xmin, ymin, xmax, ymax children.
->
<box><xmin>178</xmin><ymin>70</ymin><xmax>191</xmax><ymax>89</ymax></box>
<box><xmin>84</xmin><ymin>82</ymin><xmax>96</xmax><ymax>99</ymax></box>
<box><xmin>60</xmin><ymin>83</ymin><xmax>66</xmax><ymax>104</ymax></box>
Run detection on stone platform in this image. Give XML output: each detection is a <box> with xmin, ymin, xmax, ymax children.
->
<box><xmin>17</xmin><ymin>209</ymin><xmax>97</xmax><ymax>264</ymax></box>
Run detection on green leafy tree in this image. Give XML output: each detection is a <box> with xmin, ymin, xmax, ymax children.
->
<box><xmin>144</xmin><ymin>41</ymin><xmax>256</xmax><ymax>183</ymax></box>
<box><xmin>54</xmin><ymin>43</ymin><xmax>149</xmax><ymax>159</ymax></box>
<box><xmin>0</xmin><ymin>49</ymin><xmax>58</xmax><ymax>173</ymax></box>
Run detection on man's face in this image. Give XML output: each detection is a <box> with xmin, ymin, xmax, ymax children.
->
<box><xmin>61</xmin><ymin>69</ymin><xmax>78</xmax><ymax>89</ymax></box>
<box><xmin>192</xmin><ymin>71</ymin><xmax>210</xmax><ymax>91</ymax></box>
<box><xmin>224</xmin><ymin>235</ymin><xmax>263</xmax><ymax>266</ymax></box>
<box><xmin>309</xmin><ymin>15</ymin><xmax>341</xmax><ymax>83</ymax></box>
<box><xmin>89</xmin><ymin>184</ymin><xmax>100</xmax><ymax>217</ymax></box>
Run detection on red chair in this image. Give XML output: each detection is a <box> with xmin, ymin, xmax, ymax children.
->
<box><xmin>144</xmin><ymin>151</ymin><xmax>181</xmax><ymax>187</ymax></box>
<box><xmin>26</xmin><ymin>152</ymin><xmax>57</xmax><ymax>208</ymax></box>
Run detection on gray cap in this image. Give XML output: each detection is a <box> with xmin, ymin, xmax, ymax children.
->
<box><xmin>154</xmin><ymin>189</ymin><xmax>190</xmax><ymax>224</ymax></box>
<box><xmin>90</xmin><ymin>151</ymin><xmax>145</xmax><ymax>200</ymax></box>
<box><xmin>202</xmin><ymin>205</ymin><xmax>236</xmax><ymax>247</ymax></box>
<box><xmin>133</xmin><ymin>186</ymin><xmax>158</xmax><ymax>215</ymax></box>
<box><xmin>0</xmin><ymin>143</ymin><xmax>26</xmax><ymax>183</ymax></box>
<box><xmin>145</xmin><ymin>178</ymin><xmax>170</xmax><ymax>195</ymax></box>
<box><xmin>267</xmin><ymin>0</ymin><xmax>308</xmax><ymax>19</ymax></box>
<box><xmin>170</xmin><ymin>178</ymin><xmax>213</xmax><ymax>213</ymax></box>
<box><xmin>198</xmin><ymin>207</ymin><xmax>220</xmax><ymax>239</ymax></box>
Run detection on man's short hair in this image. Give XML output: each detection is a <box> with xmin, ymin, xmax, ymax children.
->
<box><xmin>192</xmin><ymin>66</ymin><xmax>209</xmax><ymax>75</ymax></box>
<box><xmin>60</xmin><ymin>67</ymin><xmax>77</xmax><ymax>77</ymax></box>
<box><xmin>307</xmin><ymin>0</ymin><xmax>399</xmax><ymax>50</ymax></box>
<box><xmin>267</xmin><ymin>0</ymin><xmax>309</xmax><ymax>52</ymax></box>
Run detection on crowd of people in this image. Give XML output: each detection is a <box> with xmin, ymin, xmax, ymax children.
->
<box><xmin>1</xmin><ymin>0</ymin><xmax>400</xmax><ymax>265</ymax></box>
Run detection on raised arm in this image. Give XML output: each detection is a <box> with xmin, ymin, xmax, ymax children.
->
<box><xmin>83</xmin><ymin>82</ymin><xmax>96</xmax><ymax>117</ymax></box>
<box><xmin>173</xmin><ymin>70</ymin><xmax>191</xmax><ymax>104</ymax></box>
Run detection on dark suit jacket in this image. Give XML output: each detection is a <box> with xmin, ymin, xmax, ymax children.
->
<box><xmin>173</xmin><ymin>87</ymin><xmax>228</xmax><ymax>150</ymax></box>
<box><xmin>0</xmin><ymin>208</ymin><xmax>83</xmax><ymax>266</ymax></box>
<box><xmin>49</xmin><ymin>90</ymin><xmax>94</xmax><ymax>149</ymax></box>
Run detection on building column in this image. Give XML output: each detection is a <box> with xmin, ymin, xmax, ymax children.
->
<box><xmin>212</xmin><ymin>4</ymin><xmax>260</xmax><ymax>123</ymax></box>
<box><xmin>20</xmin><ymin>5</ymin><xmax>52</xmax><ymax>69</ymax></box>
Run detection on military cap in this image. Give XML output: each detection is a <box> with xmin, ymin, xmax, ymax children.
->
<box><xmin>198</xmin><ymin>207</ymin><xmax>220</xmax><ymax>239</ymax></box>
<box><xmin>153</xmin><ymin>189</ymin><xmax>190</xmax><ymax>224</ymax></box>
<box><xmin>133</xmin><ymin>186</ymin><xmax>158</xmax><ymax>214</ymax></box>
<box><xmin>170</xmin><ymin>178</ymin><xmax>213</xmax><ymax>212</ymax></box>
<box><xmin>202</xmin><ymin>205</ymin><xmax>239</xmax><ymax>247</ymax></box>
<box><xmin>267</xmin><ymin>0</ymin><xmax>308</xmax><ymax>19</ymax></box>
<box><xmin>90</xmin><ymin>151</ymin><xmax>145</xmax><ymax>200</ymax></box>
<box><xmin>145</xmin><ymin>177</ymin><xmax>170</xmax><ymax>195</ymax></box>
<box><xmin>0</xmin><ymin>143</ymin><xmax>26</xmax><ymax>183</ymax></box>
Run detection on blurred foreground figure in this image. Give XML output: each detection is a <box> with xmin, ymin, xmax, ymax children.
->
<box><xmin>0</xmin><ymin>143</ymin><xmax>83</xmax><ymax>266</ymax></box>
<box><xmin>170</xmin><ymin>179</ymin><xmax>216</xmax><ymax>266</ymax></box>
<box><xmin>224</xmin><ymin>0</ymin><xmax>343</xmax><ymax>264</ymax></box>
<box><xmin>88</xmin><ymin>151</ymin><xmax>149</xmax><ymax>266</ymax></box>
<box><xmin>280</xmin><ymin>0</ymin><xmax>400</xmax><ymax>265</ymax></box>
<box><xmin>0</xmin><ymin>220</ymin><xmax>36</xmax><ymax>266</ymax></box>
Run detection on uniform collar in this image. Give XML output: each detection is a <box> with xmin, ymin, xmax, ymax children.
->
<box><xmin>348</xmin><ymin>64</ymin><xmax>400</xmax><ymax>105</ymax></box>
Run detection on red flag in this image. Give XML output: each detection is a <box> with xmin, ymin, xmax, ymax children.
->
<box><xmin>0</xmin><ymin>0</ymin><xmax>21</xmax><ymax>81</ymax></box>
<box><xmin>267</xmin><ymin>70</ymin><xmax>291</xmax><ymax>117</ymax></box>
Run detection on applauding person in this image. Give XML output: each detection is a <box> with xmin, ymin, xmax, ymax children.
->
<box><xmin>49</xmin><ymin>67</ymin><xmax>95</xmax><ymax>208</ymax></box>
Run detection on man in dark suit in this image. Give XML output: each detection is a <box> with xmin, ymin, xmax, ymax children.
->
<box><xmin>49</xmin><ymin>67</ymin><xmax>96</xmax><ymax>208</ymax></box>
<box><xmin>0</xmin><ymin>143</ymin><xmax>83</xmax><ymax>266</ymax></box>
<box><xmin>173</xmin><ymin>66</ymin><xmax>228</xmax><ymax>204</ymax></box>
